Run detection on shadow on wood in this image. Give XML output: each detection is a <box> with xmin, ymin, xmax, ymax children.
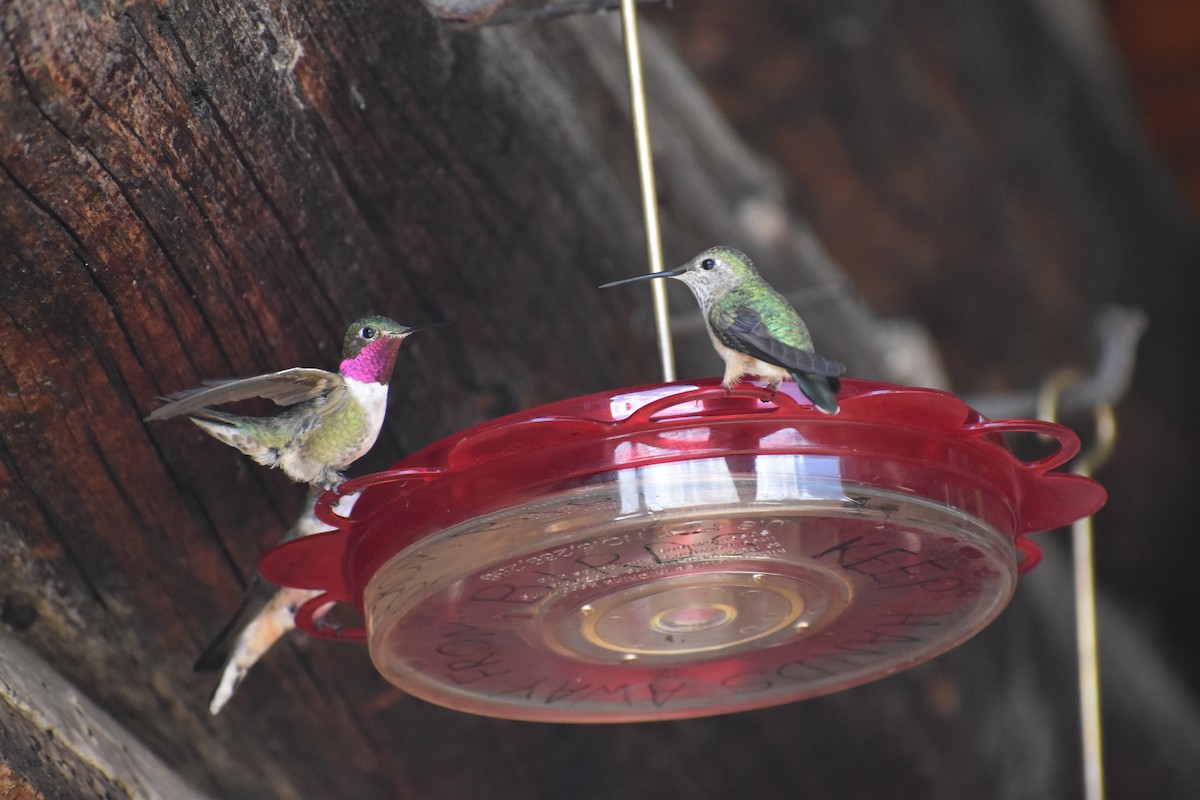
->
<box><xmin>1</xmin><ymin>0</ymin><xmax>1198</xmax><ymax>797</ymax></box>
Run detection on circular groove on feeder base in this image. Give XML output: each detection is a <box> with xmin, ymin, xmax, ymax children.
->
<box><xmin>365</xmin><ymin>475</ymin><xmax>1015</xmax><ymax>723</ymax></box>
<box><xmin>553</xmin><ymin>569</ymin><xmax>828</xmax><ymax>661</ymax></box>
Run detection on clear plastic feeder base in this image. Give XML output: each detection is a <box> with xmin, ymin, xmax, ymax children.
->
<box><xmin>367</xmin><ymin>474</ymin><xmax>1015</xmax><ymax>722</ymax></box>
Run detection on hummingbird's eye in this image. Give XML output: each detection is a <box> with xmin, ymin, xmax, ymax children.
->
<box><xmin>701</xmin><ymin>258</ymin><xmax>716</xmax><ymax>270</ymax></box>
<box><xmin>360</xmin><ymin>326</ymin><xmax>378</xmax><ymax>340</ymax></box>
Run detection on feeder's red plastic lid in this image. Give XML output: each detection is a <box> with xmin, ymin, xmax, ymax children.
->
<box><xmin>260</xmin><ymin>379</ymin><xmax>1104</xmax><ymax>722</ymax></box>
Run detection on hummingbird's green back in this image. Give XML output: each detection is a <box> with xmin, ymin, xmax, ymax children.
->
<box><xmin>710</xmin><ymin>280</ymin><xmax>814</xmax><ymax>351</ymax></box>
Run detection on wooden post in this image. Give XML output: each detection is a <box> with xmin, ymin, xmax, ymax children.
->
<box><xmin>2</xmin><ymin>0</ymin><xmax>1198</xmax><ymax>797</ymax></box>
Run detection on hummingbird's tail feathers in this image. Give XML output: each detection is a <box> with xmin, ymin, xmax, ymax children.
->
<box><xmin>194</xmin><ymin>633</ymin><xmax>233</xmax><ymax>675</ymax></box>
<box><xmin>194</xmin><ymin>574</ymin><xmax>277</xmax><ymax>673</ymax></box>
<box><xmin>790</xmin><ymin>371</ymin><xmax>841</xmax><ymax>415</ymax></box>
<box><xmin>204</xmin><ymin>586</ymin><xmax>321</xmax><ymax>714</ymax></box>
<box><xmin>201</xmin><ymin>489</ymin><xmax>331</xmax><ymax>713</ymax></box>
<box><xmin>188</xmin><ymin>413</ymin><xmax>285</xmax><ymax>470</ymax></box>
<box><xmin>797</xmin><ymin>352</ymin><xmax>845</xmax><ymax>379</ymax></box>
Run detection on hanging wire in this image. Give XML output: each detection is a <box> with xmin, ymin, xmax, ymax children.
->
<box><xmin>619</xmin><ymin>0</ymin><xmax>675</xmax><ymax>382</ymax></box>
<box><xmin>1039</xmin><ymin>370</ymin><xmax>1117</xmax><ymax>800</ymax></box>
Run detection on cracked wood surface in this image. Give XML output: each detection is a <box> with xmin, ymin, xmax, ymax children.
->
<box><xmin>1</xmin><ymin>0</ymin><xmax>1199</xmax><ymax>798</ymax></box>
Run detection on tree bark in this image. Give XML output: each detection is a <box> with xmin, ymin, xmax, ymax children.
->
<box><xmin>1</xmin><ymin>0</ymin><xmax>1197</xmax><ymax>797</ymax></box>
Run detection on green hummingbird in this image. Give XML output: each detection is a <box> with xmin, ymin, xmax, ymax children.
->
<box><xmin>147</xmin><ymin>316</ymin><xmax>429</xmax><ymax>488</ymax></box>
<box><xmin>602</xmin><ymin>246</ymin><xmax>845</xmax><ymax>413</ymax></box>
<box><xmin>196</xmin><ymin>487</ymin><xmax>335</xmax><ymax>715</ymax></box>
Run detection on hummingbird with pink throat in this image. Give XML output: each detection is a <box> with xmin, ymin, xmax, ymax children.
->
<box><xmin>147</xmin><ymin>316</ymin><xmax>430</xmax><ymax>488</ymax></box>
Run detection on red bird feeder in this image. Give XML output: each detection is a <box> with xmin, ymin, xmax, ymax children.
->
<box><xmin>260</xmin><ymin>379</ymin><xmax>1104</xmax><ymax>722</ymax></box>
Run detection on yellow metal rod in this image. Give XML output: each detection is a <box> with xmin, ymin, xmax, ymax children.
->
<box><xmin>1039</xmin><ymin>371</ymin><xmax>1113</xmax><ymax>800</ymax></box>
<box><xmin>1071</xmin><ymin>402</ymin><xmax>1114</xmax><ymax>800</ymax></box>
<box><xmin>619</xmin><ymin>0</ymin><xmax>675</xmax><ymax>382</ymax></box>
<box><xmin>1072</xmin><ymin>504</ymin><xmax>1104</xmax><ymax>800</ymax></box>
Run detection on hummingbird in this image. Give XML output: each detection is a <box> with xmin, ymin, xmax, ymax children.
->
<box><xmin>602</xmin><ymin>246</ymin><xmax>845</xmax><ymax>413</ymax></box>
<box><xmin>196</xmin><ymin>488</ymin><xmax>356</xmax><ymax>715</ymax></box>
<box><xmin>147</xmin><ymin>316</ymin><xmax>428</xmax><ymax>488</ymax></box>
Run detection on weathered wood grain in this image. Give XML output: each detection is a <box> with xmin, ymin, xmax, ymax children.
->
<box><xmin>1</xmin><ymin>0</ymin><xmax>1198</xmax><ymax>797</ymax></box>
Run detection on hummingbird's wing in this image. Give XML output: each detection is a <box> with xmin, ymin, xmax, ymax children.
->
<box><xmin>719</xmin><ymin>308</ymin><xmax>846</xmax><ymax>377</ymax></box>
<box><xmin>146</xmin><ymin>368</ymin><xmax>342</xmax><ymax>420</ymax></box>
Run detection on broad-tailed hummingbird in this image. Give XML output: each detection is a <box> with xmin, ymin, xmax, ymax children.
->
<box><xmin>603</xmin><ymin>246</ymin><xmax>845</xmax><ymax>413</ymax></box>
<box><xmin>147</xmin><ymin>316</ymin><xmax>430</xmax><ymax>488</ymax></box>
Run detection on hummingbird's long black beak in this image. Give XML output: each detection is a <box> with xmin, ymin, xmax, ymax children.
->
<box><xmin>599</xmin><ymin>265</ymin><xmax>686</xmax><ymax>289</ymax></box>
<box><xmin>403</xmin><ymin>321</ymin><xmax>452</xmax><ymax>336</ymax></box>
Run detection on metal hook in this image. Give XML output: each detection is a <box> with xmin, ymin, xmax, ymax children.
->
<box><xmin>1037</xmin><ymin>368</ymin><xmax>1117</xmax><ymax>477</ymax></box>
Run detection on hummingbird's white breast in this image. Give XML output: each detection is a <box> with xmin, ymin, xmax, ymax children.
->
<box><xmin>343</xmin><ymin>377</ymin><xmax>390</xmax><ymax>459</ymax></box>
